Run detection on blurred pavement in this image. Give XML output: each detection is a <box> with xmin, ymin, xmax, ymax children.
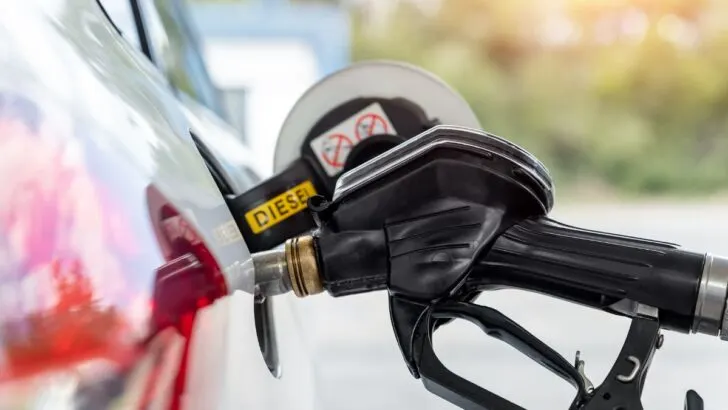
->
<box><xmin>293</xmin><ymin>202</ymin><xmax>728</xmax><ymax>409</ymax></box>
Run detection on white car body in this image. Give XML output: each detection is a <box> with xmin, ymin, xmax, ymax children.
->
<box><xmin>0</xmin><ymin>1</ymin><xmax>316</xmax><ymax>409</ymax></box>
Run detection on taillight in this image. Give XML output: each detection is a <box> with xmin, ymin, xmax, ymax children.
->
<box><xmin>148</xmin><ymin>188</ymin><xmax>228</xmax><ymax>410</ymax></box>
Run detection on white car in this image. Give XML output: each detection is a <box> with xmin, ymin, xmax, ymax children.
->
<box><xmin>0</xmin><ymin>1</ymin><xmax>317</xmax><ymax>408</ymax></box>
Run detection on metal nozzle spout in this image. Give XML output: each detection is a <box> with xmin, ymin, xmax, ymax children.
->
<box><xmin>251</xmin><ymin>248</ymin><xmax>292</xmax><ymax>297</ymax></box>
<box><xmin>228</xmin><ymin>235</ymin><xmax>323</xmax><ymax>299</ymax></box>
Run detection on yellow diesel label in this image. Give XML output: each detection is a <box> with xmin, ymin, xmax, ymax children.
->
<box><xmin>244</xmin><ymin>180</ymin><xmax>317</xmax><ymax>234</ymax></box>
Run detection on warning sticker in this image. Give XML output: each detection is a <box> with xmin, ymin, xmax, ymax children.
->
<box><xmin>355</xmin><ymin>113</ymin><xmax>390</xmax><ymax>141</ymax></box>
<box><xmin>320</xmin><ymin>133</ymin><xmax>354</xmax><ymax>168</ymax></box>
<box><xmin>244</xmin><ymin>180</ymin><xmax>317</xmax><ymax>234</ymax></box>
<box><xmin>310</xmin><ymin>103</ymin><xmax>397</xmax><ymax>176</ymax></box>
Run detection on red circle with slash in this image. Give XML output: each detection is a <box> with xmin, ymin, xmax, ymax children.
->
<box><xmin>321</xmin><ymin>133</ymin><xmax>354</xmax><ymax>168</ymax></box>
<box><xmin>355</xmin><ymin>113</ymin><xmax>389</xmax><ymax>141</ymax></box>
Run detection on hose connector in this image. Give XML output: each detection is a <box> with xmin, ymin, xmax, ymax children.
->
<box><xmin>285</xmin><ymin>235</ymin><xmax>323</xmax><ymax>297</ymax></box>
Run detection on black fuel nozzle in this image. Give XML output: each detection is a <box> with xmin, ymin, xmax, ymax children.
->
<box><xmin>307</xmin><ymin>125</ymin><xmax>717</xmax><ymax>338</ymax></box>
<box><xmin>271</xmin><ymin>125</ymin><xmax>721</xmax><ymax>410</ymax></box>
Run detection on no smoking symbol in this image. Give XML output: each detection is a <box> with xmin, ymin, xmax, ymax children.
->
<box><xmin>321</xmin><ymin>133</ymin><xmax>353</xmax><ymax>168</ymax></box>
<box><xmin>355</xmin><ymin>113</ymin><xmax>389</xmax><ymax>141</ymax></box>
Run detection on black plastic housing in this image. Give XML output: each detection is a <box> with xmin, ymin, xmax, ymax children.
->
<box><xmin>318</xmin><ymin>147</ymin><xmax>550</xmax><ymax>300</ymax></box>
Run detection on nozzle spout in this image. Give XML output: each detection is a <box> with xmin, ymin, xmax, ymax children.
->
<box><xmin>229</xmin><ymin>235</ymin><xmax>323</xmax><ymax>299</ymax></box>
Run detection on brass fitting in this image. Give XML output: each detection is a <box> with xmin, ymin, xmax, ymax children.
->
<box><xmin>285</xmin><ymin>235</ymin><xmax>323</xmax><ymax>297</ymax></box>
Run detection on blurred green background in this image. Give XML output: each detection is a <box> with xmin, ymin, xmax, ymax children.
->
<box><xmin>350</xmin><ymin>0</ymin><xmax>728</xmax><ymax>198</ymax></box>
<box><xmin>203</xmin><ymin>0</ymin><xmax>728</xmax><ymax>198</ymax></box>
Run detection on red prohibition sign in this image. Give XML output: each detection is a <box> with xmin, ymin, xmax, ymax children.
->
<box><xmin>355</xmin><ymin>113</ymin><xmax>389</xmax><ymax>141</ymax></box>
<box><xmin>321</xmin><ymin>133</ymin><xmax>354</xmax><ymax>168</ymax></box>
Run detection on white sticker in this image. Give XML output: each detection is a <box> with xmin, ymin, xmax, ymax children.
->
<box><xmin>309</xmin><ymin>103</ymin><xmax>397</xmax><ymax>176</ymax></box>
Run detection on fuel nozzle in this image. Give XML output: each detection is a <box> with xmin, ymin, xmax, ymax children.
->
<box><xmin>232</xmin><ymin>124</ymin><xmax>727</xmax><ymax>410</ymax></box>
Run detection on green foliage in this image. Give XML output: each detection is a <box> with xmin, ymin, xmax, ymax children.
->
<box><xmin>351</xmin><ymin>0</ymin><xmax>728</xmax><ymax>196</ymax></box>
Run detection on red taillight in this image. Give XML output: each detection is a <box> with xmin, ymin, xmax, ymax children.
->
<box><xmin>150</xmin><ymin>197</ymin><xmax>228</xmax><ymax>336</ymax></box>
<box><xmin>147</xmin><ymin>190</ymin><xmax>228</xmax><ymax>410</ymax></box>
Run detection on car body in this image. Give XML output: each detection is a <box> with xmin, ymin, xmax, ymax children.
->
<box><xmin>0</xmin><ymin>0</ymin><xmax>316</xmax><ymax>408</ymax></box>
